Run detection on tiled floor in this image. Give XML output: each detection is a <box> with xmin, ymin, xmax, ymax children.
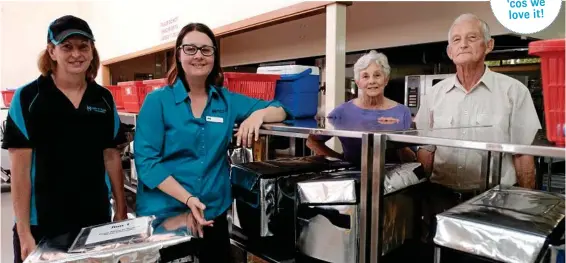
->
<box><xmin>2</xmin><ymin>192</ymin><xmax>14</xmax><ymax>263</ymax></box>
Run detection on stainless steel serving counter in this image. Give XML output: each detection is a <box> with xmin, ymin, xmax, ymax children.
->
<box><xmin>256</xmin><ymin>119</ymin><xmax>565</xmax><ymax>263</ymax></box>
<box><xmin>262</xmin><ymin>121</ymin><xmax>565</xmax><ymax>158</ymax></box>
<box><xmin>385</xmin><ymin>127</ymin><xmax>564</xmax><ymax>158</ymax></box>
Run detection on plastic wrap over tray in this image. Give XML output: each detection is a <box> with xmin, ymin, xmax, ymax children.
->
<box><xmin>434</xmin><ymin>185</ymin><xmax>566</xmax><ymax>263</ymax></box>
<box><xmin>25</xmin><ymin>214</ymin><xmax>197</xmax><ymax>263</ymax></box>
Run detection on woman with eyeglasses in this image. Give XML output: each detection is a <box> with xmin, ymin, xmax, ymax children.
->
<box><xmin>133</xmin><ymin>23</ymin><xmax>288</xmax><ymax>262</ymax></box>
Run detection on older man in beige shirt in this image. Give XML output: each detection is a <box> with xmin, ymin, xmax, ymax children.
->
<box><xmin>414</xmin><ymin>13</ymin><xmax>541</xmax><ymax>193</ymax></box>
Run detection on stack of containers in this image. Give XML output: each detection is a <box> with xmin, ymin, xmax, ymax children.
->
<box><xmin>256</xmin><ymin>65</ymin><xmax>320</xmax><ymax>118</ymax></box>
<box><xmin>1</xmin><ymin>89</ymin><xmax>15</xmax><ymax>107</ymax></box>
<box><xmin>105</xmin><ymin>85</ymin><xmax>124</xmax><ymax>110</ymax></box>
<box><xmin>528</xmin><ymin>38</ymin><xmax>565</xmax><ymax>146</ymax></box>
<box><xmin>118</xmin><ymin>81</ymin><xmax>145</xmax><ymax>113</ymax></box>
<box><xmin>142</xmin><ymin>78</ymin><xmax>168</xmax><ymax>95</ymax></box>
<box><xmin>119</xmin><ymin>78</ymin><xmax>169</xmax><ymax>113</ymax></box>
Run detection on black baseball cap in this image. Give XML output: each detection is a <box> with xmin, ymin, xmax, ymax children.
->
<box><xmin>47</xmin><ymin>15</ymin><xmax>95</xmax><ymax>45</ymax></box>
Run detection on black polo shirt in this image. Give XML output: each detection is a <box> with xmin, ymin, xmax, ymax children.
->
<box><xmin>2</xmin><ymin>74</ymin><xmax>124</xmax><ymax>237</ymax></box>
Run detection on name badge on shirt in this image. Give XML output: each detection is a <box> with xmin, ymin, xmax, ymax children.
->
<box><xmin>206</xmin><ymin>116</ymin><xmax>224</xmax><ymax>123</ymax></box>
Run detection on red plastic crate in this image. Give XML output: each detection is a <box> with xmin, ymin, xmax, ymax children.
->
<box><xmin>223</xmin><ymin>72</ymin><xmax>280</xmax><ymax>100</ymax></box>
<box><xmin>142</xmin><ymin>78</ymin><xmax>168</xmax><ymax>93</ymax></box>
<box><xmin>118</xmin><ymin>81</ymin><xmax>147</xmax><ymax>113</ymax></box>
<box><xmin>529</xmin><ymin>39</ymin><xmax>566</xmax><ymax>146</ymax></box>
<box><xmin>105</xmin><ymin>85</ymin><xmax>124</xmax><ymax>109</ymax></box>
<box><xmin>1</xmin><ymin>90</ymin><xmax>14</xmax><ymax>107</ymax></box>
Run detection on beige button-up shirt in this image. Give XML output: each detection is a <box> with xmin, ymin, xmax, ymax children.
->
<box><xmin>414</xmin><ymin>67</ymin><xmax>541</xmax><ymax>190</ymax></box>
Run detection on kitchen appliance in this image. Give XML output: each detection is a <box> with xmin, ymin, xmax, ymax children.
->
<box><xmin>404</xmin><ymin>74</ymin><xmax>454</xmax><ymax>115</ymax></box>
<box><xmin>295</xmin><ymin>163</ymin><xmax>428</xmax><ymax>263</ymax></box>
<box><xmin>230</xmin><ymin>156</ymin><xmax>354</xmax><ymax>250</ymax></box>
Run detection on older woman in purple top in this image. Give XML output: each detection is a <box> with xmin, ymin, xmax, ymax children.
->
<box><xmin>307</xmin><ymin>50</ymin><xmax>415</xmax><ymax>166</ymax></box>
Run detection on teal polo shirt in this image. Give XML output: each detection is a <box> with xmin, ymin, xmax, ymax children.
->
<box><xmin>134</xmin><ymin>78</ymin><xmax>287</xmax><ymax>220</ymax></box>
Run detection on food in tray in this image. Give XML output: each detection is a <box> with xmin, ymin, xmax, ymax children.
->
<box><xmin>38</xmin><ymin>251</ymin><xmax>67</xmax><ymax>261</ymax></box>
<box><xmin>147</xmin><ymin>233</ymin><xmax>178</xmax><ymax>242</ymax></box>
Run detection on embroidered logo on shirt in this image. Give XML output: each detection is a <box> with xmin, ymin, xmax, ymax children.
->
<box><xmin>377</xmin><ymin>117</ymin><xmax>400</xmax><ymax>124</ymax></box>
<box><xmin>87</xmin><ymin>105</ymin><xmax>107</xmax><ymax>114</ymax></box>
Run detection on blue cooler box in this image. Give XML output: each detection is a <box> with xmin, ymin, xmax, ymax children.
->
<box><xmin>258</xmin><ymin>66</ymin><xmax>320</xmax><ymax>118</ymax></box>
<box><xmin>551</xmin><ymin>244</ymin><xmax>564</xmax><ymax>263</ymax></box>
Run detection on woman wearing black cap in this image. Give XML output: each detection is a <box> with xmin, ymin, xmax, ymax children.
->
<box><xmin>2</xmin><ymin>15</ymin><xmax>127</xmax><ymax>262</ymax></box>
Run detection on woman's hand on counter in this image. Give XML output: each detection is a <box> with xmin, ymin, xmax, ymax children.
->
<box><xmin>236</xmin><ymin>110</ymin><xmax>265</xmax><ymax>148</ymax></box>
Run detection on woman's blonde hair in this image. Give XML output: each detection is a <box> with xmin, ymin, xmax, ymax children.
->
<box><xmin>37</xmin><ymin>42</ymin><xmax>100</xmax><ymax>82</ymax></box>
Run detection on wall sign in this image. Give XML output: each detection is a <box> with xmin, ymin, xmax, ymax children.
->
<box><xmin>160</xmin><ymin>16</ymin><xmax>180</xmax><ymax>42</ymax></box>
<box><xmin>491</xmin><ymin>0</ymin><xmax>562</xmax><ymax>34</ymax></box>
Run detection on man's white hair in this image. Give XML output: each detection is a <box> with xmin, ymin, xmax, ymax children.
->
<box><xmin>353</xmin><ymin>50</ymin><xmax>391</xmax><ymax>81</ymax></box>
<box><xmin>448</xmin><ymin>13</ymin><xmax>492</xmax><ymax>44</ymax></box>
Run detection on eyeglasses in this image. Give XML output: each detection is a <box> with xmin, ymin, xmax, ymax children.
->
<box><xmin>178</xmin><ymin>44</ymin><xmax>216</xmax><ymax>56</ymax></box>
